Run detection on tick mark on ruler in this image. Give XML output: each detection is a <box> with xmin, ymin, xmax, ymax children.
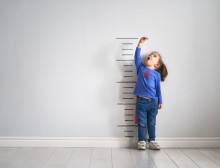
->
<box><xmin>122</xmin><ymin>43</ymin><xmax>133</xmax><ymax>45</ymax></box>
<box><xmin>123</xmin><ymin>92</ymin><xmax>133</xmax><ymax>95</ymax></box>
<box><xmin>123</xmin><ymin>64</ymin><xmax>133</xmax><ymax>66</ymax></box>
<box><xmin>116</xmin><ymin>38</ymin><xmax>139</xmax><ymax>39</ymax></box>
<box><xmin>125</xmin><ymin>114</ymin><xmax>134</xmax><ymax>116</ymax></box>
<box><xmin>118</xmin><ymin>103</ymin><xmax>136</xmax><ymax>105</ymax></box>
<box><xmin>123</xmin><ymin>76</ymin><xmax>133</xmax><ymax>77</ymax></box>
<box><xmin>116</xmin><ymin>59</ymin><xmax>134</xmax><ymax>61</ymax></box>
<box><xmin>116</xmin><ymin>81</ymin><xmax>136</xmax><ymax>83</ymax></box>
<box><xmin>118</xmin><ymin>125</ymin><xmax>137</xmax><ymax>127</ymax></box>
<box><xmin>122</xmin><ymin>54</ymin><xmax>133</xmax><ymax>56</ymax></box>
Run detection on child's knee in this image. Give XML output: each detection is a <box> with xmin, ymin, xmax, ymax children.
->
<box><xmin>138</xmin><ymin>119</ymin><xmax>147</xmax><ymax>127</ymax></box>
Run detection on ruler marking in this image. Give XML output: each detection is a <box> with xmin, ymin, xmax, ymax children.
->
<box><xmin>118</xmin><ymin>124</ymin><xmax>137</xmax><ymax>127</ymax></box>
<box><xmin>118</xmin><ymin>103</ymin><xmax>136</xmax><ymax>105</ymax></box>
<box><xmin>116</xmin><ymin>59</ymin><xmax>134</xmax><ymax>61</ymax></box>
<box><xmin>125</xmin><ymin>114</ymin><xmax>134</xmax><ymax>116</ymax></box>
<box><xmin>123</xmin><ymin>64</ymin><xmax>133</xmax><ymax>66</ymax></box>
<box><xmin>116</xmin><ymin>81</ymin><xmax>136</xmax><ymax>83</ymax></box>
<box><xmin>122</xmin><ymin>43</ymin><xmax>133</xmax><ymax>45</ymax></box>
<box><xmin>116</xmin><ymin>38</ymin><xmax>139</xmax><ymax>39</ymax></box>
<box><xmin>122</xmin><ymin>54</ymin><xmax>133</xmax><ymax>56</ymax></box>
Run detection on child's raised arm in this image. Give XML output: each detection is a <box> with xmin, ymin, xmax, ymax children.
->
<box><xmin>135</xmin><ymin>36</ymin><xmax>149</xmax><ymax>68</ymax></box>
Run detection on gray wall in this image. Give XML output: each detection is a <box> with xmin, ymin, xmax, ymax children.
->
<box><xmin>0</xmin><ymin>0</ymin><xmax>220</xmax><ymax>138</ymax></box>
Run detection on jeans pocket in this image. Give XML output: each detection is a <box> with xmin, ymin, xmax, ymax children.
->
<box><xmin>152</xmin><ymin>98</ymin><xmax>158</xmax><ymax>104</ymax></box>
<box><xmin>137</xmin><ymin>97</ymin><xmax>147</xmax><ymax>104</ymax></box>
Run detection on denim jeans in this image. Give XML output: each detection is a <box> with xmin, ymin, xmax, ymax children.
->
<box><xmin>136</xmin><ymin>96</ymin><xmax>158</xmax><ymax>142</ymax></box>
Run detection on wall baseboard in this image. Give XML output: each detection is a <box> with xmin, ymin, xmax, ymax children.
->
<box><xmin>0</xmin><ymin>137</ymin><xmax>220</xmax><ymax>148</ymax></box>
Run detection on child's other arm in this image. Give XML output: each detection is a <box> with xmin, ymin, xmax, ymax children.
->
<box><xmin>156</xmin><ymin>75</ymin><xmax>163</xmax><ymax>109</ymax></box>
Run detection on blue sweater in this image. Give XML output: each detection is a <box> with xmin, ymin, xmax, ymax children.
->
<box><xmin>133</xmin><ymin>47</ymin><xmax>162</xmax><ymax>104</ymax></box>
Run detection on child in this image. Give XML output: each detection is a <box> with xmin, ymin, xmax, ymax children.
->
<box><xmin>134</xmin><ymin>36</ymin><xmax>168</xmax><ymax>150</ymax></box>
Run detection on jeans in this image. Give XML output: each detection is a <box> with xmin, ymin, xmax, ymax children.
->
<box><xmin>136</xmin><ymin>96</ymin><xmax>158</xmax><ymax>142</ymax></box>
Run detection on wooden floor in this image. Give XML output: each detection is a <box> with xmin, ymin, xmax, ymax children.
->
<box><xmin>0</xmin><ymin>147</ymin><xmax>220</xmax><ymax>168</ymax></box>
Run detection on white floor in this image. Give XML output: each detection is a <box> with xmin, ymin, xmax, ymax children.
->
<box><xmin>0</xmin><ymin>147</ymin><xmax>220</xmax><ymax>168</ymax></box>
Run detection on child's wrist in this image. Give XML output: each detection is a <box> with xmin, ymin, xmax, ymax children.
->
<box><xmin>137</xmin><ymin>43</ymin><xmax>143</xmax><ymax>48</ymax></box>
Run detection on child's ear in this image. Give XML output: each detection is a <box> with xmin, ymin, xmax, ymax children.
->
<box><xmin>154</xmin><ymin>64</ymin><xmax>160</xmax><ymax>68</ymax></box>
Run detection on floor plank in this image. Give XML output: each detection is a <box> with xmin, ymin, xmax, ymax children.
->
<box><xmin>199</xmin><ymin>148</ymin><xmax>220</xmax><ymax>166</ymax></box>
<box><xmin>164</xmin><ymin>148</ymin><xmax>199</xmax><ymax>168</ymax></box>
<box><xmin>148</xmin><ymin>149</ymin><xmax>178</xmax><ymax>168</ymax></box>
<box><xmin>0</xmin><ymin>148</ymin><xmax>18</xmax><ymax>161</ymax></box>
<box><xmin>42</xmin><ymin>147</ymin><xmax>74</xmax><ymax>168</ymax></box>
<box><xmin>66</xmin><ymin>148</ymin><xmax>92</xmax><ymax>168</ymax></box>
<box><xmin>0</xmin><ymin>148</ymin><xmax>34</xmax><ymax>168</ymax></box>
<box><xmin>181</xmin><ymin>148</ymin><xmax>220</xmax><ymax>168</ymax></box>
<box><xmin>130</xmin><ymin>148</ymin><xmax>156</xmax><ymax>168</ymax></box>
<box><xmin>16</xmin><ymin>147</ymin><xmax>56</xmax><ymax>168</ymax></box>
<box><xmin>112</xmin><ymin>148</ymin><xmax>134</xmax><ymax>168</ymax></box>
<box><xmin>89</xmin><ymin>148</ymin><xmax>112</xmax><ymax>168</ymax></box>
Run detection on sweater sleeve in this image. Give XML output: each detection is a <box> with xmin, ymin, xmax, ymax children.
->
<box><xmin>156</xmin><ymin>74</ymin><xmax>163</xmax><ymax>104</ymax></box>
<box><xmin>134</xmin><ymin>47</ymin><xmax>142</xmax><ymax>69</ymax></box>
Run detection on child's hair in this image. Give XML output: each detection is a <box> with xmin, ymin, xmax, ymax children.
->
<box><xmin>151</xmin><ymin>51</ymin><xmax>168</xmax><ymax>82</ymax></box>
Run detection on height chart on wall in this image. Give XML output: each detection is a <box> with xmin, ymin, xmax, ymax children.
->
<box><xmin>115</xmin><ymin>37</ymin><xmax>139</xmax><ymax>138</ymax></box>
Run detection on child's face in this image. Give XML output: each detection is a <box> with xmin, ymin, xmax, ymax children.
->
<box><xmin>144</xmin><ymin>52</ymin><xmax>160</xmax><ymax>69</ymax></box>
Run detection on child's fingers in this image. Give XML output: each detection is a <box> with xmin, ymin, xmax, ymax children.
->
<box><xmin>139</xmin><ymin>37</ymin><xmax>148</xmax><ymax>43</ymax></box>
<box><xmin>158</xmin><ymin>104</ymin><xmax>162</xmax><ymax>109</ymax></box>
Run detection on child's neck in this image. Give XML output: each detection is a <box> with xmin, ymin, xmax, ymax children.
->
<box><xmin>146</xmin><ymin>65</ymin><xmax>156</xmax><ymax>70</ymax></box>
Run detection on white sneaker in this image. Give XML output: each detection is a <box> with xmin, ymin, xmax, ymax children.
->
<box><xmin>147</xmin><ymin>140</ymin><xmax>161</xmax><ymax>150</ymax></box>
<box><xmin>138</xmin><ymin>141</ymin><xmax>146</xmax><ymax>150</ymax></box>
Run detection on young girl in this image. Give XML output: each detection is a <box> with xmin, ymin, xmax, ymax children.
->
<box><xmin>134</xmin><ymin>36</ymin><xmax>168</xmax><ymax>150</ymax></box>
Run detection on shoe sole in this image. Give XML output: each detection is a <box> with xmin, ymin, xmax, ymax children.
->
<box><xmin>146</xmin><ymin>144</ymin><xmax>160</xmax><ymax>150</ymax></box>
<box><xmin>138</xmin><ymin>145</ymin><xmax>146</xmax><ymax>150</ymax></box>
<box><xmin>149</xmin><ymin>147</ymin><xmax>160</xmax><ymax>150</ymax></box>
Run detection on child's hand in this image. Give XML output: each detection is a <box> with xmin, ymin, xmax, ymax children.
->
<box><xmin>158</xmin><ymin>104</ymin><xmax>162</xmax><ymax>109</ymax></box>
<box><xmin>137</xmin><ymin>36</ymin><xmax>148</xmax><ymax>48</ymax></box>
<box><xmin>139</xmin><ymin>36</ymin><xmax>148</xmax><ymax>43</ymax></box>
